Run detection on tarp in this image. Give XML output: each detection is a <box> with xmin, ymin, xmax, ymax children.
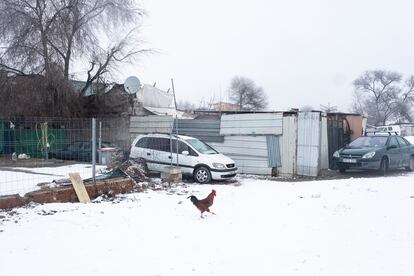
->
<box><xmin>138</xmin><ymin>85</ymin><xmax>174</xmax><ymax>108</ymax></box>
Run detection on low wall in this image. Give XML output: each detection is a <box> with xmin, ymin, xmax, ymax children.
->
<box><xmin>0</xmin><ymin>178</ymin><xmax>137</xmax><ymax>209</ymax></box>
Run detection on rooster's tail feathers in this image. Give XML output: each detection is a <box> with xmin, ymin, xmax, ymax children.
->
<box><xmin>187</xmin><ymin>195</ymin><xmax>198</xmax><ymax>205</ymax></box>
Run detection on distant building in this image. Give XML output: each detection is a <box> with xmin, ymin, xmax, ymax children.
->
<box><xmin>210</xmin><ymin>102</ymin><xmax>240</xmax><ymax>111</ymax></box>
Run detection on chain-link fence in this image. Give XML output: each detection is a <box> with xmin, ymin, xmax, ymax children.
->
<box><xmin>0</xmin><ymin>117</ymin><xmax>130</xmax><ymax>196</ymax></box>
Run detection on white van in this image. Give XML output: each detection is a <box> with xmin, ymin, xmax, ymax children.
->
<box><xmin>376</xmin><ymin>125</ymin><xmax>401</xmax><ymax>135</ymax></box>
<box><xmin>130</xmin><ymin>133</ymin><xmax>238</xmax><ymax>183</ymax></box>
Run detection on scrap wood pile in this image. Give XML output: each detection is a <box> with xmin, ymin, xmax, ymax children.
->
<box><xmin>115</xmin><ymin>158</ymin><xmax>187</xmax><ymax>192</ymax></box>
<box><xmin>37</xmin><ymin>150</ymin><xmax>184</xmax><ymax>193</ymax></box>
<box><xmin>117</xmin><ymin>159</ymin><xmax>148</xmax><ymax>185</ymax></box>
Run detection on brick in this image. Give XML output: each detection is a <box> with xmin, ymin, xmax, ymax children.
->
<box><xmin>0</xmin><ymin>194</ymin><xmax>29</xmax><ymax>209</ymax></box>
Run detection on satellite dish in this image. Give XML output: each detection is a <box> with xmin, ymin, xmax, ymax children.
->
<box><xmin>124</xmin><ymin>76</ymin><xmax>141</xmax><ymax>94</ymax></box>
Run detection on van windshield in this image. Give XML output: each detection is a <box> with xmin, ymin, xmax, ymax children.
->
<box><xmin>185</xmin><ymin>139</ymin><xmax>218</xmax><ymax>154</ymax></box>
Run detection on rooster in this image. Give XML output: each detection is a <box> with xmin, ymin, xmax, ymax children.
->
<box><xmin>187</xmin><ymin>189</ymin><xmax>216</xmax><ymax>218</ymax></box>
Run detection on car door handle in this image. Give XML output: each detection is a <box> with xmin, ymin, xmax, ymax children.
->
<box><xmin>147</xmin><ymin>152</ymin><xmax>151</xmax><ymax>156</ymax></box>
<box><xmin>168</xmin><ymin>156</ymin><xmax>172</xmax><ymax>159</ymax></box>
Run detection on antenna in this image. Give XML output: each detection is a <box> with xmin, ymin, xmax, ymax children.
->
<box><xmin>320</xmin><ymin>102</ymin><xmax>338</xmax><ymax>113</ymax></box>
<box><xmin>124</xmin><ymin>76</ymin><xmax>141</xmax><ymax>94</ymax></box>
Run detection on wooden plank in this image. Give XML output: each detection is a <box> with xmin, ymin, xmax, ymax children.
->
<box><xmin>69</xmin><ymin>173</ymin><xmax>91</xmax><ymax>203</ymax></box>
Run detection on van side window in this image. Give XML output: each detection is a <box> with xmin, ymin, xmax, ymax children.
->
<box><xmin>151</xmin><ymin>138</ymin><xmax>170</xmax><ymax>152</ymax></box>
<box><xmin>178</xmin><ymin>141</ymin><xmax>189</xmax><ymax>153</ymax></box>
<box><xmin>171</xmin><ymin>140</ymin><xmax>199</xmax><ymax>156</ymax></box>
<box><xmin>171</xmin><ymin>140</ymin><xmax>186</xmax><ymax>154</ymax></box>
<box><xmin>189</xmin><ymin>147</ymin><xmax>198</xmax><ymax>156</ymax></box>
<box><xmin>136</xmin><ymin>137</ymin><xmax>149</xmax><ymax>148</ymax></box>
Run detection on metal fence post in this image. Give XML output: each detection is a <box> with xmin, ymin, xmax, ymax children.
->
<box><xmin>92</xmin><ymin>118</ymin><xmax>96</xmax><ymax>183</ymax></box>
<box><xmin>98</xmin><ymin>121</ymin><xmax>102</xmax><ymax>164</ymax></box>
<box><xmin>171</xmin><ymin>78</ymin><xmax>179</xmax><ymax>167</ymax></box>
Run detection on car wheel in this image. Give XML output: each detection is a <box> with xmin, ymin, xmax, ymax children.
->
<box><xmin>193</xmin><ymin>166</ymin><xmax>211</xmax><ymax>184</ymax></box>
<box><xmin>339</xmin><ymin>167</ymin><xmax>346</xmax><ymax>174</ymax></box>
<box><xmin>379</xmin><ymin>157</ymin><xmax>389</xmax><ymax>176</ymax></box>
<box><xmin>405</xmin><ymin>156</ymin><xmax>414</xmax><ymax>172</ymax></box>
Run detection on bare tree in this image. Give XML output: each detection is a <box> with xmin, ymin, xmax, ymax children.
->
<box><xmin>352</xmin><ymin>70</ymin><xmax>414</xmax><ymax>125</ymax></box>
<box><xmin>0</xmin><ymin>0</ymin><xmax>67</xmax><ymax>77</ymax></box>
<box><xmin>0</xmin><ymin>0</ymin><xmax>147</xmax><ymax>117</ymax></box>
<box><xmin>49</xmin><ymin>0</ymin><xmax>143</xmax><ymax>79</ymax></box>
<box><xmin>177</xmin><ymin>100</ymin><xmax>196</xmax><ymax>112</ymax></box>
<box><xmin>228</xmin><ymin>76</ymin><xmax>268</xmax><ymax>111</ymax></box>
<box><xmin>80</xmin><ymin>30</ymin><xmax>150</xmax><ymax>100</ymax></box>
<box><xmin>0</xmin><ymin>0</ymin><xmax>143</xmax><ymax>78</ymax></box>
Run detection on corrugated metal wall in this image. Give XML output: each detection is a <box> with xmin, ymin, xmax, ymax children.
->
<box><xmin>173</xmin><ymin>119</ymin><xmax>224</xmax><ymax>143</ymax></box>
<box><xmin>320</xmin><ymin>116</ymin><xmax>329</xmax><ymax>170</ymax></box>
<box><xmin>280</xmin><ymin>115</ymin><xmax>297</xmax><ymax>177</ymax></box>
<box><xmin>129</xmin><ymin>115</ymin><xmax>174</xmax><ymax>140</ymax></box>
<box><xmin>210</xmin><ymin>136</ymin><xmax>272</xmax><ymax>175</ymax></box>
<box><xmin>296</xmin><ymin>112</ymin><xmax>321</xmax><ymax>177</ymax></box>
<box><xmin>220</xmin><ymin>113</ymin><xmax>283</xmax><ymax>135</ymax></box>
<box><xmin>128</xmin><ymin>112</ymin><xmax>330</xmax><ymax>177</ymax></box>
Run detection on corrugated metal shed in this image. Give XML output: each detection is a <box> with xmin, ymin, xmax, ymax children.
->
<box><xmin>220</xmin><ymin>113</ymin><xmax>283</xmax><ymax>135</ymax></box>
<box><xmin>128</xmin><ymin>112</ymin><xmax>327</xmax><ymax>178</ymax></box>
<box><xmin>129</xmin><ymin>115</ymin><xmax>173</xmax><ymax>140</ymax></box>
<box><xmin>210</xmin><ymin>136</ymin><xmax>271</xmax><ymax>175</ymax></box>
<box><xmin>296</xmin><ymin>112</ymin><xmax>321</xmax><ymax>177</ymax></box>
<box><xmin>173</xmin><ymin>119</ymin><xmax>224</xmax><ymax>143</ymax></box>
<box><xmin>280</xmin><ymin>115</ymin><xmax>297</xmax><ymax>177</ymax></box>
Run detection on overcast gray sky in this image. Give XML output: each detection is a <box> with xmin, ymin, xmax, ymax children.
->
<box><xmin>119</xmin><ymin>0</ymin><xmax>414</xmax><ymax>111</ymax></box>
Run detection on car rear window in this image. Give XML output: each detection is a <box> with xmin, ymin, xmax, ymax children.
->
<box><xmin>349</xmin><ymin>136</ymin><xmax>388</xmax><ymax>148</ymax></box>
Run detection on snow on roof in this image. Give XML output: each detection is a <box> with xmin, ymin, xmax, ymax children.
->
<box><xmin>143</xmin><ymin>106</ymin><xmax>185</xmax><ymax>118</ymax></box>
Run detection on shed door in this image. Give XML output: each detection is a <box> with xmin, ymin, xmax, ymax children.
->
<box><xmin>266</xmin><ymin>135</ymin><xmax>281</xmax><ymax>167</ymax></box>
<box><xmin>297</xmin><ymin>112</ymin><xmax>321</xmax><ymax>177</ymax></box>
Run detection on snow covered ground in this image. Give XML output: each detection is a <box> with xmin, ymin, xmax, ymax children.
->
<box><xmin>0</xmin><ymin>164</ymin><xmax>105</xmax><ymax>196</ymax></box>
<box><xmin>1</xmin><ymin>173</ymin><xmax>414</xmax><ymax>276</ymax></box>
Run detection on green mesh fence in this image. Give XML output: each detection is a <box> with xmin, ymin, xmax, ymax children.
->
<box><xmin>14</xmin><ymin>129</ymin><xmax>67</xmax><ymax>158</ymax></box>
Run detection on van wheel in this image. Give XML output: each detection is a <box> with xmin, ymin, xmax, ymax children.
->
<box><xmin>405</xmin><ymin>156</ymin><xmax>414</xmax><ymax>171</ymax></box>
<box><xmin>339</xmin><ymin>167</ymin><xmax>346</xmax><ymax>174</ymax></box>
<box><xmin>193</xmin><ymin>166</ymin><xmax>211</xmax><ymax>184</ymax></box>
<box><xmin>379</xmin><ymin>157</ymin><xmax>389</xmax><ymax>176</ymax></box>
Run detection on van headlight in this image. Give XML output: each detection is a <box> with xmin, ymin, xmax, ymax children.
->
<box><xmin>362</xmin><ymin>151</ymin><xmax>376</xmax><ymax>159</ymax></box>
<box><xmin>333</xmin><ymin>151</ymin><xmax>340</xmax><ymax>158</ymax></box>
<box><xmin>212</xmin><ymin>163</ymin><xmax>225</xmax><ymax>169</ymax></box>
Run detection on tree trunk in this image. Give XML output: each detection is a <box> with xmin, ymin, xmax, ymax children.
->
<box><xmin>64</xmin><ymin>54</ymin><xmax>71</xmax><ymax>79</ymax></box>
<box><xmin>239</xmin><ymin>94</ymin><xmax>242</xmax><ymax>111</ymax></box>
